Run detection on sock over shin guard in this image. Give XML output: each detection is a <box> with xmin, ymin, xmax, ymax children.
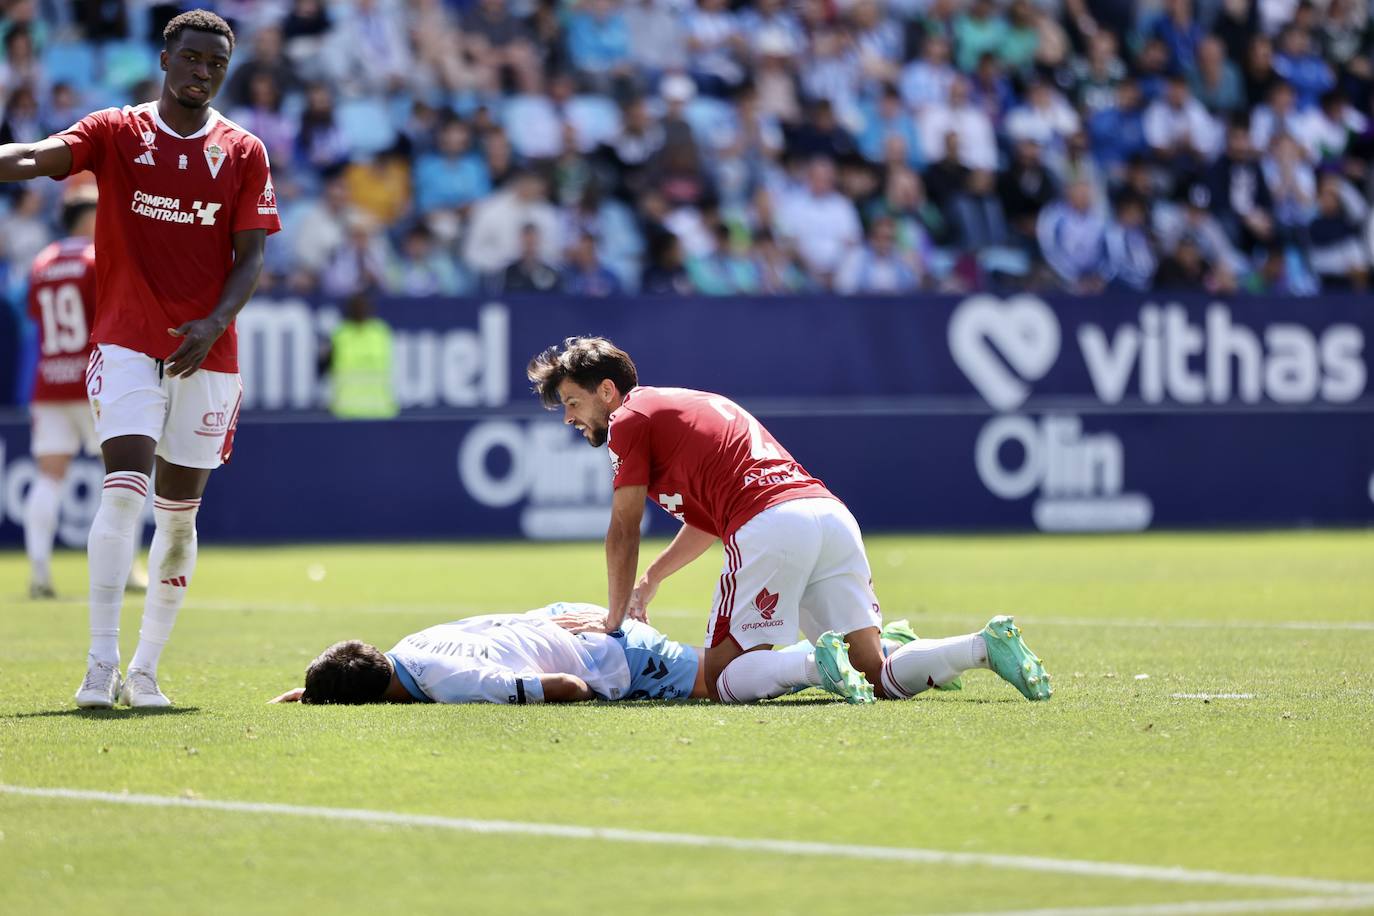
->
<box><xmin>715</xmin><ymin>650</ymin><xmax>820</xmax><ymax>703</ymax></box>
<box><xmin>128</xmin><ymin>496</ymin><xmax>200</xmax><ymax>675</ymax></box>
<box><xmin>87</xmin><ymin>472</ymin><xmax>150</xmax><ymax>664</ymax></box>
<box><xmin>881</xmin><ymin>634</ymin><xmax>989</xmax><ymax>699</ymax></box>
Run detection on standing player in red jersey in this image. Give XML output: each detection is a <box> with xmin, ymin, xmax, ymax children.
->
<box><xmin>0</xmin><ymin>10</ymin><xmax>281</xmax><ymax>708</ymax></box>
<box><xmin>529</xmin><ymin>337</ymin><xmax>1053</xmax><ymax>705</ymax></box>
<box><xmin>23</xmin><ymin>187</ymin><xmax>148</xmax><ymax>598</ymax></box>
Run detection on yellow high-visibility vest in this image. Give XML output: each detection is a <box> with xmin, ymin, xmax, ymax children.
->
<box><xmin>330</xmin><ymin>318</ymin><xmax>398</xmax><ymax>419</ymax></box>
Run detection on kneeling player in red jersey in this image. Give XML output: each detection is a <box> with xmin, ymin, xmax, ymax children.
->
<box><xmin>528</xmin><ymin>337</ymin><xmax>1053</xmax><ymax>705</ymax></box>
<box><xmin>0</xmin><ymin>10</ymin><xmax>281</xmax><ymax>708</ymax></box>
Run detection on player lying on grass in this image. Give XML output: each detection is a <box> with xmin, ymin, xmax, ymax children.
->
<box><xmin>269</xmin><ymin>604</ymin><xmax>1041</xmax><ymax>705</ymax></box>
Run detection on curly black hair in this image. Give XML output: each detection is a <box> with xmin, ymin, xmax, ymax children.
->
<box><xmin>163</xmin><ymin>9</ymin><xmax>235</xmax><ymax>53</ymax></box>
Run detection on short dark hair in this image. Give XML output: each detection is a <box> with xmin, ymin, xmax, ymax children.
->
<box><xmin>61</xmin><ymin>197</ymin><xmax>97</xmax><ymax>234</ymax></box>
<box><xmin>300</xmin><ymin>640</ymin><xmax>392</xmax><ymax>704</ymax></box>
<box><xmin>164</xmin><ymin>10</ymin><xmax>235</xmax><ymax>53</ymax></box>
<box><xmin>528</xmin><ymin>336</ymin><xmax>638</xmax><ymax>408</ymax></box>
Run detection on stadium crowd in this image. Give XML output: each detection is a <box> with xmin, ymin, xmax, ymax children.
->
<box><xmin>3</xmin><ymin>0</ymin><xmax>1374</xmax><ymax>299</ymax></box>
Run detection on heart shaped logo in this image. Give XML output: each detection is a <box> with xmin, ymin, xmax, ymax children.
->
<box><xmin>948</xmin><ymin>294</ymin><xmax>1061</xmax><ymax>410</ymax></box>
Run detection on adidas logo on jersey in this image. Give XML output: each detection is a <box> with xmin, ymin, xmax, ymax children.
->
<box><xmin>134</xmin><ymin>151</ymin><xmax>155</xmax><ymax>166</ymax></box>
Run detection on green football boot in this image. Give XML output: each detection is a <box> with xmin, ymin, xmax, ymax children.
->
<box><xmin>980</xmin><ymin>615</ymin><xmax>1051</xmax><ymax>701</ymax></box>
<box><xmin>813</xmin><ymin>631</ymin><xmax>875</xmax><ymax>704</ymax></box>
<box><xmin>881</xmin><ymin>619</ymin><xmax>962</xmax><ymax>691</ymax></box>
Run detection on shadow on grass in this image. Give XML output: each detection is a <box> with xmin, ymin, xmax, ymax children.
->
<box><xmin>6</xmin><ymin>706</ymin><xmax>202</xmax><ymax>720</ymax></box>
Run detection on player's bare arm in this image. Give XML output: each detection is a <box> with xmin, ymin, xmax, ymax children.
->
<box><xmin>605</xmin><ymin>484</ymin><xmax>647</xmax><ymax>629</ymax></box>
<box><xmin>0</xmin><ymin>135</ymin><xmax>74</xmax><ymax>182</ymax></box>
<box><xmin>166</xmin><ymin>228</ymin><xmax>266</xmax><ymax>377</ymax></box>
<box><xmin>630</xmin><ymin>523</ymin><xmax>718</xmax><ymax>620</ymax></box>
<box><xmin>539</xmin><ymin>674</ymin><xmax>594</xmax><ymax>702</ymax></box>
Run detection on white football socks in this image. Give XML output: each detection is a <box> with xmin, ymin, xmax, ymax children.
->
<box><xmin>128</xmin><ymin>497</ymin><xmax>200</xmax><ymax>676</ymax></box>
<box><xmin>87</xmin><ymin>472</ymin><xmax>149</xmax><ymax>665</ymax></box>
<box><xmin>23</xmin><ymin>473</ymin><xmax>62</xmax><ymax>585</ymax></box>
<box><xmin>715</xmin><ymin>649</ymin><xmax>820</xmax><ymax>703</ymax></box>
<box><xmin>881</xmin><ymin>633</ymin><xmax>990</xmax><ymax>699</ymax></box>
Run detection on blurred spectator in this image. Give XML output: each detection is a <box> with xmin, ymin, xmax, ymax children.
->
<box><xmin>414</xmin><ymin>118</ymin><xmax>491</xmax><ymax>216</ymax></box>
<box><xmin>387</xmin><ymin>225</ymin><xmax>469</xmax><ymax>297</ymax></box>
<box><xmin>1005</xmin><ymin>80</ymin><xmax>1081</xmax><ymax>166</ymax></box>
<box><xmin>685</xmin><ymin>0</ymin><xmax>746</xmax><ymax>96</ymax></box>
<box><xmin>0</xmin><ymin>185</ymin><xmax>53</xmax><ymax>270</ymax></box>
<box><xmin>1262</xmin><ymin>133</ymin><xmax>1318</xmax><ymax>237</ymax></box>
<box><xmin>1144</xmin><ymin>75</ymin><xmax>1223</xmax><ymax>171</ymax></box>
<box><xmin>1251</xmin><ymin>81</ymin><xmax>1322</xmax><ymax>160</ymax></box>
<box><xmin>1147</xmin><ymin>0</ymin><xmax>1203</xmax><ymax>75</ymax></box>
<box><xmin>562</xmin><ymin>232</ymin><xmax>623</xmax><ymax>297</ymax></box>
<box><xmin>686</xmin><ymin>223</ymin><xmax>760</xmax><ymax>295</ymax></box>
<box><xmin>1000</xmin><ymin>140</ymin><xmax>1058</xmax><ymax>247</ymax></box>
<box><xmin>1205</xmin><ymin>121</ymin><xmax>1277</xmax><ymax>253</ymax></box>
<box><xmin>290</xmin><ymin>175</ymin><xmax>354</xmax><ymax>279</ymax></box>
<box><xmin>626</xmin><ymin>0</ymin><xmax>687</xmax><ymax>76</ymax></box>
<box><xmin>0</xmin><ymin>84</ymin><xmax>43</xmax><ymax>146</ymax></box>
<box><xmin>775</xmin><ymin>156</ymin><xmax>863</xmax><ymax>279</ymax></box>
<box><xmin>224</xmin><ymin>25</ymin><xmax>299</xmax><ymax>109</ymax></box>
<box><xmin>969</xmin><ymin>53</ymin><xmax>1015</xmax><ymax>123</ymax></box>
<box><xmin>919</xmin><ymin>77</ymin><xmax>997</xmax><ymax>171</ymax></box>
<box><xmin>227</xmin><ymin>73</ymin><xmax>295</xmax><ymax>166</ymax></box>
<box><xmin>953</xmin><ymin>0</ymin><xmax>1008</xmax><ymax>73</ymax></box>
<box><xmin>640</xmin><ymin>230</ymin><xmax>691</xmax><ymax>294</ymax></box>
<box><xmin>465</xmin><ymin>172</ymin><xmax>563</xmax><ymax>278</ymax></box>
<box><xmin>0</xmin><ymin>26</ymin><xmax>45</xmax><ymax>96</ymax></box>
<box><xmin>502</xmin><ymin>223</ymin><xmax>562</xmax><ymax>293</ymax></box>
<box><xmin>927</xmin><ymin>131</ymin><xmax>1007</xmax><ymax>250</ymax></box>
<box><xmin>463</xmin><ymin>0</ymin><xmax>542</xmax><ymax>94</ymax></box>
<box><xmin>322</xmin><ymin>213</ymin><xmax>394</xmax><ymax>298</ymax></box>
<box><xmin>1072</xmin><ymin>32</ymin><xmax>1127</xmax><ymax>116</ymax></box>
<box><xmin>1191</xmin><ymin>37</ymin><xmax>1245</xmax><ymax>116</ymax></box>
<box><xmin>295</xmin><ymin>82</ymin><xmax>350</xmax><ymax>174</ymax></box>
<box><xmin>41</xmin><ymin>82</ymin><xmax>82</xmax><ymax>136</ymax></box>
<box><xmin>900</xmin><ymin>33</ymin><xmax>957</xmax><ymax>112</ymax></box>
<box><xmin>785</xmin><ymin>99</ymin><xmax>858</xmax><ymax>161</ymax></box>
<box><xmin>1088</xmin><ymin>79</ymin><xmax>1149</xmax><ymax>179</ymax></box>
<box><xmin>859</xmin><ymin>85</ymin><xmax>923</xmax><ymax>170</ymax></box>
<box><xmin>835</xmin><ymin>216</ymin><xmax>923</xmax><ymax>295</ymax></box>
<box><xmin>752</xmin><ymin>229</ymin><xmax>810</xmax><ymax>294</ymax></box>
<box><xmin>1105</xmin><ymin>194</ymin><xmax>1159</xmax><ymax>292</ymax></box>
<box><xmin>483</xmin><ymin>129</ymin><xmax>518</xmax><ymax>188</ymax></box>
<box><xmin>1273</xmin><ymin>26</ymin><xmax>1334</xmax><ymax>109</ymax></box>
<box><xmin>753</xmin><ymin>27</ymin><xmax>804</xmax><ymax>124</ymax></box>
<box><xmin>1308</xmin><ymin>173</ymin><xmax>1368</xmax><ymax>289</ymax></box>
<box><xmin>1156</xmin><ymin>182</ymin><xmax>1250</xmax><ymax>281</ymax></box>
<box><xmin>567</xmin><ymin>0</ymin><xmax>632</xmax><ymax>92</ymax></box>
<box><xmin>1037</xmin><ymin>179</ymin><xmax>1110</xmax><ymax>293</ymax></box>
<box><xmin>333</xmin><ymin>0</ymin><xmax>410</xmax><ymax>95</ymax></box>
<box><xmin>343</xmin><ymin>148</ymin><xmax>413</xmax><ymax>229</ymax></box>
<box><xmin>1242</xmin><ymin>35</ymin><xmax>1279</xmax><ymax>108</ymax></box>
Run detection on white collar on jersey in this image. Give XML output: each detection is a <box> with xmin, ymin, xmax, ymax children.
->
<box><xmin>142</xmin><ymin>101</ymin><xmax>220</xmax><ymax>140</ymax></box>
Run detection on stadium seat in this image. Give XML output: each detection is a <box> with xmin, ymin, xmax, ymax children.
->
<box><xmin>336</xmin><ymin>97</ymin><xmax>398</xmax><ymax>156</ymax></box>
<box><xmin>101</xmin><ymin>40</ymin><xmax>156</xmax><ymax>90</ymax></box>
<box><xmin>42</xmin><ymin>41</ymin><xmax>98</xmax><ymax>93</ymax></box>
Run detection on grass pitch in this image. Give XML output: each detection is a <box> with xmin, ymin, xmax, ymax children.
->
<box><xmin>2</xmin><ymin>531</ymin><xmax>1372</xmax><ymax>915</ymax></box>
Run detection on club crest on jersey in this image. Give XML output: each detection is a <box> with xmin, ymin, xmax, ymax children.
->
<box><xmin>204</xmin><ymin>143</ymin><xmax>226</xmax><ymax>179</ymax></box>
<box><xmin>178</xmin><ymin>154</ymin><xmax>188</xmax><ymax>170</ymax></box>
<box><xmin>256</xmin><ymin>178</ymin><xmax>277</xmax><ymax>216</ymax></box>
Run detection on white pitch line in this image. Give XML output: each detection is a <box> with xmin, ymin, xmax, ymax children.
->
<box><xmin>1171</xmin><ymin>693</ymin><xmax>1255</xmax><ymax>700</ymax></box>
<box><xmin>924</xmin><ymin>896</ymin><xmax>1374</xmax><ymax>916</ymax></box>
<box><xmin>885</xmin><ymin>615</ymin><xmax>1374</xmax><ymax>633</ymax></box>
<box><xmin>3</xmin><ymin>785</ymin><xmax>1373</xmax><ymax>898</ymax></box>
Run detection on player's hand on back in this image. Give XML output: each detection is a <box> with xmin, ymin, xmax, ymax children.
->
<box><xmin>166</xmin><ymin>317</ymin><xmax>229</xmax><ymax>377</ymax></box>
<box><xmin>268</xmin><ymin>687</ymin><xmax>305</xmax><ymax>703</ymax></box>
<box><xmin>548</xmin><ymin>610</ymin><xmax>612</xmax><ymax>633</ymax></box>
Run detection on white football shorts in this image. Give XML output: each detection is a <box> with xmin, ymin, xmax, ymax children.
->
<box><xmin>85</xmin><ymin>343</ymin><xmax>243</xmax><ymax>470</ymax></box>
<box><xmin>706</xmin><ymin>497</ymin><xmax>883</xmax><ymax>651</ymax></box>
<box><xmin>30</xmin><ymin>400</ymin><xmax>99</xmax><ymax>457</ymax></box>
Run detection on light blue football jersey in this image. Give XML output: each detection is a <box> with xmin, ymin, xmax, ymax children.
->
<box><xmin>613</xmin><ymin>619</ymin><xmax>700</xmax><ymax>701</ymax></box>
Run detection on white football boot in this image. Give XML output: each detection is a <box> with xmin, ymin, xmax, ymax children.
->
<box><xmin>74</xmin><ymin>660</ymin><xmax>122</xmax><ymax>708</ymax></box>
<box><xmin>119</xmin><ymin>667</ymin><xmax>172</xmax><ymax>708</ymax></box>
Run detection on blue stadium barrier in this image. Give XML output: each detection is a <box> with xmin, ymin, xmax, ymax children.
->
<box><xmin>1</xmin><ymin>292</ymin><xmax>1370</xmax><ymax>546</ymax></box>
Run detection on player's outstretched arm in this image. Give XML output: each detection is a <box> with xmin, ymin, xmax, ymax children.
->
<box><xmin>0</xmin><ymin>137</ymin><xmax>74</xmax><ymax>182</ymax></box>
<box><xmin>605</xmin><ymin>484</ymin><xmax>647</xmax><ymax>630</ymax></box>
<box><xmin>630</xmin><ymin>523</ymin><xmax>717</xmax><ymax>621</ymax></box>
<box><xmin>269</xmin><ymin>687</ymin><xmax>306</xmax><ymax>703</ymax></box>
<box><xmin>166</xmin><ymin>229</ymin><xmax>267</xmax><ymax>377</ymax></box>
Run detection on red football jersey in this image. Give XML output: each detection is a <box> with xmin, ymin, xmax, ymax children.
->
<box><xmin>28</xmin><ymin>237</ymin><xmax>98</xmax><ymax>402</ymax></box>
<box><xmin>608</xmin><ymin>386</ymin><xmax>835</xmax><ymax>538</ymax></box>
<box><xmin>53</xmin><ymin>103</ymin><xmax>281</xmax><ymax>373</ymax></box>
